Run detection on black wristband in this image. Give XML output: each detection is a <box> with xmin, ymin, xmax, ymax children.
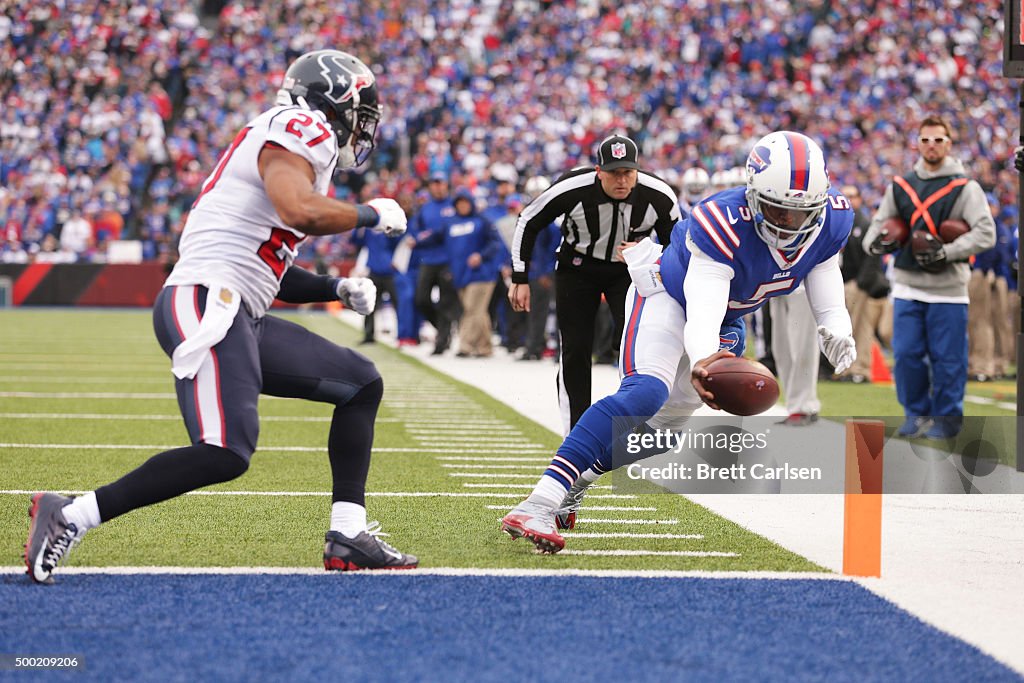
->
<box><xmin>328</xmin><ymin>277</ymin><xmax>343</xmax><ymax>300</ymax></box>
<box><xmin>356</xmin><ymin>204</ymin><xmax>379</xmax><ymax>228</ymax></box>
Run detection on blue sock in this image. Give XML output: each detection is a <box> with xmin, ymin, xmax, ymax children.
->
<box><xmin>544</xmin><ymin>374</ymin><xmax>668</xmax><ymax>487</ymax></box>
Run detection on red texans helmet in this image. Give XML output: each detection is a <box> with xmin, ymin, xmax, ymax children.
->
<box><xmin>276</xmin><ymin>50</ymin><xmax>381</xmax><ymax>168</ymax></box>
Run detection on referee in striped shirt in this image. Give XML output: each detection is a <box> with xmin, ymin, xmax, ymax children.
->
<box><xmin>508</xmin><ymin>135</ymin><xmax>681</xmax><ymax>433</ymax></box>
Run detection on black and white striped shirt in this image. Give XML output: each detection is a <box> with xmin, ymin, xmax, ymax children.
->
<box><xmin>510</xmin><ymin>167</ymin><xmax>681</xmax><ymax>284</ymax></box>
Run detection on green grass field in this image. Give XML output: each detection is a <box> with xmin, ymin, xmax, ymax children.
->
<box><xmin>0</xmin><ymin>308</ymin><xmax>825</xmax><ymax>573</ymax></box>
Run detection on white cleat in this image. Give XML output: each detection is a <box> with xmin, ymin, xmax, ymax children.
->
<box><xmin>500</xmin><ymin>500</ymin><xmax>565</xmax><ymax>554</ymax></box>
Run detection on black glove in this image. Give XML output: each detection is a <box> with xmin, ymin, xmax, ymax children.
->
<box><xmin>1015</xmin><ymin>147</ymin><xmax>1024</xmax><ymax>173</ymax></box>
<box><xmin>867</xmin><ymin>229</ymin><xmax>900</xmax><ymax>256</ymax></box>
<box><xmin>913</xmin><ymin>232</ymin><xmax>947</xmax><ymax>272</ymax></box>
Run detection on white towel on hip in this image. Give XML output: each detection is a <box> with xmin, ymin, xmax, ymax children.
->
<box><xmin>171</xmin><ymin>284</ymin><xmax>241</xmax><ymax>380</ymax></box>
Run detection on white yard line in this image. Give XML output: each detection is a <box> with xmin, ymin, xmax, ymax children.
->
<box><xmin>575</xmin><ymin>518</ymin><xmax>679</xmax><ymax>525</ymax></box>
<box><xmin>404</xmin><ymin>425</ymin><xmax>520</xmax><ymax>431</ymax></box>
<box><xmin>0</xmin><ymin>391</ymin><xmax>179</xmax><ymax>399</ymax></box>
<box><xmin>443</xmin><ymin>464</ymin><xmax>544</xmax><ymax>469</ymax></box>
<box><xmin>448</xmin><ymin>473</ymin><xmax>542</xmax><ymax>478</ymax></box>
<box><xmin>560</xmin><ymin>550</ymin><xmax>739</xmax><ymax>558</ymax></box>
<box><xmin>413</xmin><ymin>436</ymin><xmax>531</xmax><ymax>443</ymax></box>
<box><xmin>0</xmin><ymin>376</ymin><xmax>168</xmax><ymax>384</ymax></box>
<box><xmin>437</xmin><ymin>456</ymin><xmax>548</xmax><ymax>462</ymax></box>
<box><xmin>964</xmin><ymin>395</ymin><xmax>1016</xmax><ymax>411</ymax></box>
<box><xmin>561</xmin><ymin>532</ymin><xmax>704</xmax><ymax>540</ymax></box>
<box><xmin>485</xmin><ymin>505</ymin><xmax>657</xmax><ymax>512</ymax></box>
<box><xmin>0</xmin><ymin>489</ymin><xmax>541</xmax><ymax>499</ymax></box>
<box><xmin>463</xmin><ymin>483</ymin><xmax>544</xmax><ymax>489</ymax></box>
<box><xmin>0</xmin><ymin>412</ymin><xmax>333</xmax><ymax>423</ymax></box>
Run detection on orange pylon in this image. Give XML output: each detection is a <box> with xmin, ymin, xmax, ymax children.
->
<box><xmin>843</xmin><ymin>420</ymin><xmax>885</xmax><ymax>577</ymax></box>
<box><xmin>870</xmin><ymin>342</ymin><xmax>892</xmax><ymax>384</ymax></box>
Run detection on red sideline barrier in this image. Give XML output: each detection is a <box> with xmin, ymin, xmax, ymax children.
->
<box><xmin>0</xmin><ymin>261</ymin><xmax>356</xmax><ymax>307</ymax></box>
<box><xmin>77</xmin><ymin>263</ymin><xmax>169</xmax><ymax>307</ymax></box>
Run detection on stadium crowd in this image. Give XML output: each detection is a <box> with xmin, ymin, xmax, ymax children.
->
<box><xmin>0</xmin><ymin>0</ymin><xmax>1018</xmax><ymax>363</ymax></box>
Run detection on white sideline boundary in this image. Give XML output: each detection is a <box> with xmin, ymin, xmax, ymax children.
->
<box><xmin>0</xmin><ymin>565</ymin><xmax>848</xmax><ymax>580</ymax></box>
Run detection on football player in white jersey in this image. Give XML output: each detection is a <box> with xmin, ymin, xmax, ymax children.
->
<box><xmin>25</xmin><ymin>50</ymin><xmax>418</xmax><ymax>583</ymax></box>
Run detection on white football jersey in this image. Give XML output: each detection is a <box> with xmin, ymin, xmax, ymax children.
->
<box><xmin>166</xmin><ymin>105</ymin><xmax>339</xmax><ymax>317</ymax></box>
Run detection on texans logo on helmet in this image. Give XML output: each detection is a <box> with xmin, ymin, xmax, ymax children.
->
<box><xmin>319</xmin><ymin>55</ymin><xmax>374</xmax><ymax>104</ymax></box>
<box><xmin>748</xmin><ymin>146</ymin><xmax>771</xmax><ymax>174</ymax></box>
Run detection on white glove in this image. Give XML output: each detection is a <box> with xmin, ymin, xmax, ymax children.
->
<box><xmin>366</xmin><ymin>198</ymin><xmax>407</xmax><ymax>237</ymax></box>
<box><xmin>817</xmin><ymin>325</ymin><xmax>856</xmax><ymax>375</ymax></box>
<box><xmin>336</xmin><ymin>277</ymin><xmax>377</xmax><ymax>316</ymax></box>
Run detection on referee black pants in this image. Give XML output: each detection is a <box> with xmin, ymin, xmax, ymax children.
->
<box><xmin>555</xmin><ymin>253</ymin><xmax>630</xmax><ymax>433</ymax></box>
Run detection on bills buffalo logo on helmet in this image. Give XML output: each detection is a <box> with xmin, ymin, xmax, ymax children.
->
<box><xmin>610</xmin><ymin>142</ymin><xmax>627</xmax><ymax>159</ymax></box>
<box><xmin>747</xmin><ymin>146</ymin><xmax>771</xmax><ymax>174</ymax></box>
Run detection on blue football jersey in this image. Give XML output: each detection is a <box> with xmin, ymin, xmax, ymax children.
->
<box><xmin>659</xmin><ymin>186</ymin><xmax>853</xmax><ymax>324</ymax></box>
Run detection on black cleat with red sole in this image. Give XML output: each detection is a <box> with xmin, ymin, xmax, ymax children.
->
<box><xmin>323</xmin><ymin>526</ymin><xmax>418</xmax><ymax>571</ymax></box>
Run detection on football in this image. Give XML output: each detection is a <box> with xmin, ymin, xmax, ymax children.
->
<box><xmin>938</xmin><ymin>218</ymin><xmax>969</xmax><ymax>243</ymax></box>
<box><xmin>910</xmin><ymin>229</ymin><xmax>949</xmax><ymax>273</ymax></box>
<box><xmin>699</xmin><ymin>357</ymin><xmax>780</xmax><ymax>416</ymax></box>
<box><xmin>880</xmin><ymin>217</ymin><xmax>910</xmax><ymax>245</ymax></box>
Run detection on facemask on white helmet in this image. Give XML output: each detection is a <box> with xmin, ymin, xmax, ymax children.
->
<box><xmin>744</xmin><ymin>131</ymin><xmax>830</xmax><ymax>253</ymax></box>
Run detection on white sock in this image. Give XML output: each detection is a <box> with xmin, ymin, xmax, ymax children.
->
<box><xmin>330</xmin><ymin>501</ymin><xmax>367</xmax><ymax>537</ymax></box>
<box><xmin>526</xmin><ymin>475</ymin><xmax>568</xmax><ymax>510</ymax></box>
<box><xmin>61</xmin><ymin>492</ymin><xmax>101</xmax><ymax>532</ymax></box>
<box><xmin>576</xmin><ymin>468</ymin><xmax>602</xmax><ymax>488</ymax></box>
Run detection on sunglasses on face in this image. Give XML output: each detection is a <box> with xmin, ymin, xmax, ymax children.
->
<box><xmin>918</xmin><ymin>137</ymin><xmax>950</xmax><ymax>144</ymax></box>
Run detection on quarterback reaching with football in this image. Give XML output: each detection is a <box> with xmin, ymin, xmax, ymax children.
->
<box><xmin>501</xmin><ymin>131</ymin><xmax>857</xmax><ymax>553</ymax></box>
<box><xmin>25</xmin><ymin>49</ymin><xmax>417</xmax><ymax>582</ymax></box>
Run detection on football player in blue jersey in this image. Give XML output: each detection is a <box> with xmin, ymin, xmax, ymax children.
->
<box><xmin>501</xmin><ymin>131</ymin><xmax>858</xmax><ymax>553</ymax></box>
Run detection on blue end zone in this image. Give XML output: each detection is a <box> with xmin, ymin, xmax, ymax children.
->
<box><xmin>0</xmin><ymin>574</ymin><xmax>1018</xmax><ymax>682</ymax></box>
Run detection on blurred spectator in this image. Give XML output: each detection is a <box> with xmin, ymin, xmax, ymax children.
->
<box><xmin>967</xmin><ymin>193</ymin><xmax>1013</xmax><ymax>381</ymax></box>
<box><xmin>59</xmin><ymin>210</ymin><xmax>94</xmax><ymax>259</ymax></box>
<box><xmin>481</xmin><ymin>169</ymin><xmax>519</xmax><ymax>350</ymax></box>
<box><xmin>408</xmin><ymin>173</ymin><xmax>460</xmax><ymax>354</ymax></box>
<box><xmin>446</xmin><ymin>189</ymin><xmax>503</xmax><ymax>358</ymax></box>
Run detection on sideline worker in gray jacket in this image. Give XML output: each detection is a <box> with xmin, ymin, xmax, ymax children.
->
<box><xmin>864</xmin><ymin>114</ymin><xmax>995</xmax><ymax>440</ymax></box>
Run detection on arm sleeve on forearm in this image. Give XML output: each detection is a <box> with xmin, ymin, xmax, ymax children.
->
<box><xmin>277</xmin><ymin>266</ymin><xmax>339</xmax><ymax>303</ymax></box>
<box><xmin>804</xmin><ymin>254</ymin><xmax>852</xmax><ymax>335</ymax></box>
<box><xmin>682</xmin><ymin>244</ymin><xmax>735</xmax><ymax>365</ymax></box>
